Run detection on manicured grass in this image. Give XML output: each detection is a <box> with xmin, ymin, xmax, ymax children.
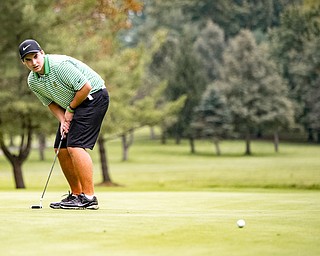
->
<box><xmin>103</xmin><ymin>139</ymin><xmax>320</xmax><ymax>191</ymax></box>
<box><xmin>0</xmin><ymin>136</ymin><xmax>320</xmax><ymax>191</ymax></box>
<box><xmin>0</xmin><ymin>133</ymin><xmax>320</xmax><ymax>255</ymax></box>
<box><xmin>0</xmin><ymin>190</ymin><xmax>319</xmax><ymax>256</ymax></box>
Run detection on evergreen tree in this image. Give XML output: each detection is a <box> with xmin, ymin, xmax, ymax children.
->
<box><xmin>304</xmin><ymin>36</ymin><xmax>320</xmax><ymax>142</ymax></box>
<box><xmin>194</xmin><ymin>20</ymin><xmax>226</xmax><ymax>82</ymax></box>
<box><xmin>191</xmin><ymin>84</ymin><xmax>232</xmax><ymax>155</ymax></box>
<box><xmin>269</xmin><ymin>4</ymin><xmax>320</xmax><ymax>141</ymax></box>
<box><xmin>220</xmin><ymin>30</ymin><xmax>294</xmax><ymax>154</ymax></box>
<box><xmin>0</xmin><ymin>0</ymin><xmax>58</xmax><ymax>188</ymax></box>
<box><xmin>166</xmin><ymin>36</ymin><xmax>207</xmax><ymax>145</ymax></box>
<box><xmin>0</xmin><ymin>0</ymin><xmax>143</xmax><ymax>188</ymax></box>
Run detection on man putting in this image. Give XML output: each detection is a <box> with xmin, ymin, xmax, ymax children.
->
<box><xmin>19</xmin><ymin>39</ymin><xmax>109</xmax><ymax>210</ymax></box>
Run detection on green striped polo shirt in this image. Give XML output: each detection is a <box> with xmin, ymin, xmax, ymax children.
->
<box><xmin>27</xmin><ymin>54</ymin><xmax>105</xmax><ymax>109</ymax></box>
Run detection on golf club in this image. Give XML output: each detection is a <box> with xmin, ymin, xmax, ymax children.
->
<box><xmin>30</xmin><ymin>133</ymin><xmax>65</xmax><ymax>209</ymax></box>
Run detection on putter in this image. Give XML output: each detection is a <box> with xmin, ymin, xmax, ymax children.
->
<box><xmin>31</xmin><ymin>133</ymin><xmax>65</xmax><ymax>209</ymax></box>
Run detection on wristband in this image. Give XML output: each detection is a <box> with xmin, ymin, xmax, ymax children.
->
<box><xmin>66</xmin><ymin>106</ymin><xmax>75</xmax><ymax>113</ymax></box>
<box><xmin>69</xmin><ymin>105</ymin><xmax>76</xmax><ymax>111</ymax></box>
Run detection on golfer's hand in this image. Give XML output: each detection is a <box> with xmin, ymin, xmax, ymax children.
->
<box><xmin>61</xmin><ymin>121</ymin><xmax>70</xmax><ymax>135</ymax></box>
<box><xmin>62</xmin><ymin>112</ymin><xmax>74</xmax><ymax>134</ymax></box>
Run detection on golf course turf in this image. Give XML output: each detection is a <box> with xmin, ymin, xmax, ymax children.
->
<box><xmin>0</xmin><ymin>190</ymin><xmax>319</xmax><ymax>256</ymax></box>
<box><xmin>1</xmin><ymin>138</ymin><xmax>320</xmax><ymax>255</ymax></box>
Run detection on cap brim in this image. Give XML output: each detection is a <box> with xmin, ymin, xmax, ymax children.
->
<box><xmin>21</xmin><ymin>50</ymin><xmax>41</xmax><ymax>59</ymax></box>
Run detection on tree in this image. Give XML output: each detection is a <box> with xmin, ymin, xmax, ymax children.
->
<box><xmin>131</xmin><ymin>0</ymin><xmax>301</xmax><ymax>51</ymax></box>
<box><xmin>194</xmin><ymin>20</ymin><xmax>226</xmax><ymax>82</ymax></box>
<box><xmin>102</xmin><ymin>30</ymin><xmax>186</xmax><ymax>161</ymax></box>
<box><xmin>166</xmin><ymin>35</ymin><xmax>207</xmax><ymax>146</ymax></box>
<box><xmin>191</xmin><ymin>84</ymin><xmax>233</xmax><ymax>155</ymax></box>
<box><xmin>304</xmin><ymin>36</ymin><xmax>320</xmax><ymax>142</ymax></box>
<box><xmin>220</xmin><ymin>30</ymin><xmax>294</xmax><ymax>155</ymax></box>
<box><xmin>0</xmin><ymin>0</ymin><xmax>144</xmax><ymax>188</ymax></box>
<box><xmin>269</xmin><ymin>4</ymin><xmax>320</xmax><ymax>141</ymax></box>
<box><xmin>42</xmin><ymin>0</ymin><xmax>144</xmax><ymax>184</ymax></box>
<box><xmin>303</xmin><ymin>0</ymin><xmax>320</xmax><ymax>9</ymax></box>
<box><xmin>0</xmin><ymin>0</ymin><xmax>58</xmax><ymax>188</ymax></box>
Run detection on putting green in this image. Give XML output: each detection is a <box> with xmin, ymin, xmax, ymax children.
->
<box><xmin>0</xmin><ymin>190</ymin><xmax>319</xmax><ymax>256</ymax></box>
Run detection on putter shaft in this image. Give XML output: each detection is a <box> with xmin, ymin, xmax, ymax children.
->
<box><xmin>31</xmin><ymin>133</ymin><xmax>64</xmax><ymax>209</ymax></box>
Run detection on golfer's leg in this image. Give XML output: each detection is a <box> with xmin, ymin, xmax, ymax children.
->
<box><xmin>57</xmin><ymin>148</ymin><xmax>82</xmax><ymax>195</ymax></box>
<box><xmin>67</xmin><ymin>147</ymin><xmax>94</xmax><ymax>196</ymax></box>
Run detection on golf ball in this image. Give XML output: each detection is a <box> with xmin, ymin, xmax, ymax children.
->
<box><xmin>237</xmin><ymin>219</ymin><xmax>245</xmax><ymax>228</ymax></box>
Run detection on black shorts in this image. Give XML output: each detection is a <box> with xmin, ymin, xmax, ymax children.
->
<box><xmin>54</xmin><ymin>88</ymin><xmax>109</xmax><ymax>150</ymax></box>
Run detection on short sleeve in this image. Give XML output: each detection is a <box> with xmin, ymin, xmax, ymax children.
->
<box><xmin>32</xmin><ymin>90</ymin><xmax>53</xmax><ymax>106</ymax></box>
<box><xmin>27</xmin><ymin>76</ymin><xmax>53</xmax><ymax>106</ymax></box>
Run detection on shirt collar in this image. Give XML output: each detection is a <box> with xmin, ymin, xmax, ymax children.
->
<box><xmin>33</xmin><ymin>55</ymin><xmax>50</xmax><ymax>78</ymax></box>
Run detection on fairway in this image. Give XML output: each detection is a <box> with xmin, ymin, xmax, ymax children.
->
<box><xmin>0</xmin><ymin>190</ymin><xmax>319</xmax><ymax>256</ymax></box>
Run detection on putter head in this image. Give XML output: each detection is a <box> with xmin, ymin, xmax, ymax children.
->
<box><xmin>30</xmin><ymin>205</ymin><xmax>42</xmax><ymax>209</ymax></box>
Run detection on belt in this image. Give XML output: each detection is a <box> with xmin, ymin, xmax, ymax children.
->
<box><xmin>87</xmin><ymin>87</ymin><xmax>107</xmax><ymax>100</ymax></box>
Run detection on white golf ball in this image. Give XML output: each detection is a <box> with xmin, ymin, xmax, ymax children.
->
<box><xmin>237</xmin><ymin>219</ymin><xmax>245</xmax><ymax>228</ymax></box>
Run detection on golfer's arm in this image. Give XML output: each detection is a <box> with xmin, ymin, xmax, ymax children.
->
<box><xmin>69</xmin><ymin>82</ymin><xmax>92</xmax><ymax>109</ymax></box>
<box><xmin>48</xmin><ymin>82</ymin><xmax>92</xmax><ymax>120</ymax></box>
<box><xmin>48</xmin><ymin>102</ymin><xmax>65</xmax><ymax>123</ymax></box>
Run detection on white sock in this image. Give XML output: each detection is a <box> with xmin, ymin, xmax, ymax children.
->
<box><xmin>85</xmin><ymin>194</ymin><xmax>94</xmax><ymax>200</ymax></box>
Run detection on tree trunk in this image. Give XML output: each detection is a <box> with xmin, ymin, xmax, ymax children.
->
<box><xmin>150</xmin><ymin>126</ymin><xmax>156</xmax><ymax>140</ymax></box>
<box><xmin>9</xmin><ymin>135</ymin><xmax>15</xmax><ymax>147</ymax></box>
<box><xmin>98</xmin><ymin>136</ymin><xmax>111</xmax><ymax>183</ymax></box>
<box><xmin>0</xmin><ymin>125</ymin><xmax>33</xmax><ymax>189</ymax></box>
<box><xmin>213</xmin><ymin>138</ymin><xmax>221</xmax><ymax>156</ymax></box>
<box><xmin>121</xmin><ymin>130</ymin><xmax>134</xmax><ymax>161</ymax></box>
<box><xmin>189</xmin><ymin>137</ymin><xmax>195</xmax><ymax>154</ymax></box>
<box><xmin>38</xmin><ymin>133</ymin><xmax>46</xmax><ymax>161</ymax></box>
<box><xmin>13</xmin><ymin>161</ymin><xmax>25</xmax><ymax>189</ymax></box>
<box><xmin>121</xmin><ymin>134</ymin><xmax>128</xmax><ymax>161</ymax></box>
<box><xmin>97</xmin><ymin>135</ymin><xmax>119</xmax><ymax>186</ymax></box>
<box><xmin>161</xmin><ymin>129</ymin><xmax>167</xmax><ymax>144</ymax></box>
<box><xmin>245</xmin><ymin>131</ymin><xmax>251</xmax><ymax>155</ymax></box>
<box><xmin>274</xmin><ymin>130</ymin><xmax>279</xmax><ymax>153</ymax></box>
<box><xmin>175</xmin><ymin>135</ymin><xmax>181</xmax><ymax>145</ymax></box>
<box><xmin>307</xmin><ymin>128</ymin><xmax>314</xmax><ymax>142</ymax></box>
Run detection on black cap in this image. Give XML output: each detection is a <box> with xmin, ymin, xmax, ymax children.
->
<box><xmin>19</xmin><ymin>39</ymin><xmax>42</xmax><ymax>59</ymax></box>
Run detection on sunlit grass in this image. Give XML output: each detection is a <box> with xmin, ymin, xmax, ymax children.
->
<box><xmin>0</xmin><ymin>130</ymin><xmax>319</xmax><ymax>256</ymax></box>
<box><xmin>1</xmin><ymin>130</ymin><xmax>318</xmax><ymax>191</ymax></box>
<box><xmin>0</xmin><ymin>191</ymin><xmax>319</xmax><ymax>256</ymax></box>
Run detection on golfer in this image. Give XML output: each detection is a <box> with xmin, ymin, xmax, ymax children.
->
<box><xmin>19</xmin><ymin>39</ymin><xmax>109</xmax><ymax>210</ymax></box>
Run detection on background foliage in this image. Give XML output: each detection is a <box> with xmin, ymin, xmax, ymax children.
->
<box><xmin>0</xmin><ymin>0</ymin><xmax>319</xmax><ymax>188</ymax></box>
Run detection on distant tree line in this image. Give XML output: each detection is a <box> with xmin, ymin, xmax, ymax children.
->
<box><xmin>127</xmin><ymin>0</ymin><xmax>320</xmax><ymax>155</ymax></box>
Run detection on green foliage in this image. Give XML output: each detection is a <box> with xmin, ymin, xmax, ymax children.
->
<box><xmin>101</xmin><ymin>30</ymin><xmax>185</xmax><ymax>145</ymax></box>
<box><xmin>148</xmin><ymin>32</ymin><xmax>179</xmax><ymax>79</ymax></box>
<box><xmin>143</xmin><ymin>0</ymin><xmax>301</xmax><ymax>37</ymax></box>
<box><xmin>192</xmin><ymin>85</ymin><xmax>233</xmax><ymax>139</ymax></box>
<box><xmin>269</xmin><ymin>4</ymin><xmax>320</xmax><ymax>136</ymax></box>
<box><xmin>304</xmin><ymin>36</ymin><xmax>320</xmax><ymax>131</ymax></box>
<box><xmin>133</xmin><ymin>81</ymin><xmax>187</xmax><ymax>127</ymax></box>
<box><xmin>219</xmin><ymin>30</ymin><xmax>294</xmax><ymax>146</ymax></box>
<box><xmin>303</xmin><ymin>0</ymin><xmax>320</xmax><ymax>9</ymax></box>
<box><xmin>0</xmin><ymin>0</ymin><xmax>144</xmax><ymax>185</ymax></box>
<box><xmin>0</xmin><ymin>0</ymin><xmax>58</xmax><ymax>135</ymax></box>
<box><xmin>102</xmin><ymin>46</ymin><xmax>146</xmax><ymax>135</ymax></box>
<box><xmin>166</xmin><ymin>36</ymin><xmax>207</xmax><ymax>139</ymax></box>
<box><xmin>130</xmin><ymin>0</ymin><xmax>306</xmax><ymax>145</ymax></box>
<box><xmin>194</xmin><ymin>20</ymin><xmax>225</xmax><ymax>82</ymax></box>
<box><xmin>191</xmin><ymin>85</ymin><xmax>233</xmax><ymax>155</ymax></box>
